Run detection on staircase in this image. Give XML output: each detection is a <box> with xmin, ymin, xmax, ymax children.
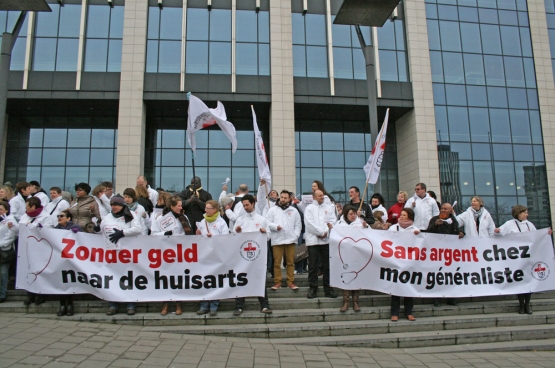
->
<box><xmin>4</xmin><ymin>272</ymin><xmax>555</xmax><ymax>352</ymax></box>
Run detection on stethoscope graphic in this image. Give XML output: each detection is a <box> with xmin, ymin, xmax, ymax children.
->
<box><xmin>338</xmin><ymin>236</ymin><xmax>373</xmax><ymax>284</ymax></box>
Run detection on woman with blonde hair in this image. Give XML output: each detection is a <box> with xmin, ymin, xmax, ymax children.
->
<box><xmin>92</xmin><ymin>185</ymin><xmax>110</xmax><ymax>218</ymax></box>
<box><xmin>0</xmin><ymin>186</ymin><xmax>14</xmax><ymax>202</ymax></box>
<box><xmin>456</xmin><ymin>196</ymin><xmax>495</xmax><ymax>237</ymax></box>
<box><xmin>387</xmin><ymin>191</ymin><xmax>408</xmax><ymax>225</ymax></box>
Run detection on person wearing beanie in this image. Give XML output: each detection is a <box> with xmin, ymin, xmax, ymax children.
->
<box><xmin>100</xmin><ymin>194</ymin><xmax>142</xmax><ymax>316</ymax></box>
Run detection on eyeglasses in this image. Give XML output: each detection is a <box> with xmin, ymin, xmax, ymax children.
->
<box><xmin>57</xmin><ymin>215</ymin><xmax>66</xmax><ymax>218</ymax></box>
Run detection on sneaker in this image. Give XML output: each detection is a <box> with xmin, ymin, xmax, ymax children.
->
<box><xmin>261</xmin><ymin>307</ymin><xmax>273</xmax><ymax>314</ymax></box>
<box><xmin>271</xmin><ymin>283</ymin><xmax>281</xmax><ymax>290</ymax></box>
<box><xmin>127</xmin><ymin>309</ymin><xmax>136</xmax><ymax>316</ymax></box>
<box><xmin>106</xmin><ymin>308</ymin><xmax>117</xmax><ymax>316</ymax></box>
<box><xmin>233</xmin><ymin>308</ymin><xmax>243</xmax><ymax>316</ymax></box>
<box><xmin>288</xmin><ymin>283</ymin><xmax>299</xmax><ymax>290</ymax></box>
<box><xmin>210</xmin><ymin>311</ymin><xmax>217</xmax><ymax>317</ymax></box>
<box><xmin>196</xmin><ymin>309</ymin><xmax>208</xmax><ymax>315</ymax></box>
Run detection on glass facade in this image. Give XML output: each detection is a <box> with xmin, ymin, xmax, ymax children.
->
<box><xmin>33</xmin><ymin>2</ymin><xmax>81</xmax><ymax>71</ymax></box>
<box><xmin>295</xmin><ymin>116</ymin><xmax>399</xmax><ymax>207</ymax></box>
<box><xmin>84</xmin><ymin>4</ymin><xmax>124</xmax><ymax>72</ymax></box>
<box><xmin>426</xmin><ymin>0</ymin><xmax>550</xmax><ymax>227</ymax></box>
<box><xmin>4</xmin><ymin>116</ymin><xmax>117</xmax><ymax>195</ymax></box>
<box><xmin>293</xmin><ymin>12</ymin><xmax>329</xmax><ymax>77</ymax></box>
<box><xmin>236</xmin><ymin>9</ymin><xmax>270</xmax><ymax>75</ymax></box>
<box><xmin>146</xmin><ymin>6</ymin><xmax>182</xmax><ymax>73</ymax></box>
<box><xmin>0</xmin><ymin>11</ymin><xmax>28</xmax><ymax>70</ymax></box>
<box><xmin>145</xmin><ymin>117</ymin><xmax>263</xmax><ymax>196</ymax></box>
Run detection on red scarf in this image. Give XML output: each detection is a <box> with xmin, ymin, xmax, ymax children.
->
<box><xmin>26</xmin><ymin>206</ymin><xmax>44</xmax><ymax>218</ymax></box>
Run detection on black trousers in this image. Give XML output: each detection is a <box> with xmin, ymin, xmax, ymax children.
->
<box><xmin>235</xmin><ymin>289</ymin><xmax>269</xmax><ymax>309</ymax></box>
<box><xmin>308</xmin><ymin>244</ymin><xmax>330</xmax><ymax>290</ymax></box>
<box><xmin>391</xmin><ymin>296</ymin><xmax>413</xmax><ymax>316</ymax></box>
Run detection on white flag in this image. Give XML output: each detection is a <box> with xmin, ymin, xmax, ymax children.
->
<box><xmin>252</xmin><ymin>106</ymin><xmax>271</xmax><ymax>188</ymax></box>
<box><xmin>187</xmin><ymin>94</ymin><xmax>237</xmax><ymax>154</ymax></box>
<box><xmin>363</xmin><ymin>108</ymin><xmax>389</xmax><ymax>184</ymax></box>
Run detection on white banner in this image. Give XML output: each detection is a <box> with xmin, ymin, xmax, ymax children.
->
<box><xmin>330</xmin><ymin>226</ymin><xmax>555</xmax><ymax>297</ymax></box>
<box><xmin>17</xmin><ymin>226</ymin><xmax>267</xmax><ymax>302</ymax></box>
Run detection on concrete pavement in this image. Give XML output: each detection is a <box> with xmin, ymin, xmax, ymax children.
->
<box><xmin>0</xmin><ymin>313</ymin><xmax>554</xmax><ymax>368</ymax></box>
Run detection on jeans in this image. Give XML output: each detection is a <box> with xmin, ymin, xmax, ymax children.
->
<box><xmin>235</xmin><ymin>289</ymin><xmax>269</xmax><ymax>310</ymax></box>
<box><xmin>109</xmin><ymin>302</ymin><xmax>136</xmax><ymax>311</ymax></box>
<box><xmin>0</xmin><ymin>263</ymin><xmax>9</xmax><ymax>299</ymax></box>
<box><xmin>199</xmin><ymin>300</ymin><xmax>219</xmax><ymax>312</ymax></box>
<box><xmin>308</xmin><ymin>244</ymin><xmax>330</xmax><ymax>290</ymax></box>
<box><xmin>391</xmin><ymin>296</ymin><xmax>413</xmax><ymax>317</ymax></box>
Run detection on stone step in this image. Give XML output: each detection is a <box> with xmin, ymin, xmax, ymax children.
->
<box><xmin>13</xmin><ymin>299</ymin><xmax>555</xmax><ymax>327</ymax></box>
<box><xmin>138</xmin><ymin>310</ymin><xmax>555</xmax><ymax>339</ymax></box>
<box><xmin>258</xmin><ymin>324</ymin><xmax>555</xmax><ymax>349</ymax></box>
<box><xmin>401</xmin><ymin>338</ymin><xmax>555</xmax><ymax>353</ymax></box>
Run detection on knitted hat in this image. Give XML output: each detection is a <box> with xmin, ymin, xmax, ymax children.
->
<box><xmin>110</xmin><ymin>195</ymin><xmax>125</xmax><ymax>206</ymax></box>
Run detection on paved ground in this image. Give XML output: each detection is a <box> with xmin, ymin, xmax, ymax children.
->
<box><xmin>0</xmin><ymin>313</ymin><xmax>554</xmax><ymax>368</ymax></box>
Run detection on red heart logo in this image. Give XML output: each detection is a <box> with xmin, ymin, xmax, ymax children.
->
<box><xmin>338</xmin><ymin>237</ymin><xmax>373</xmax><ymax>284</ymax></box>
<box><xmin>26</xmin><ymin>236</ymin><xmax>54</xmax><ymax>285</ymax></box>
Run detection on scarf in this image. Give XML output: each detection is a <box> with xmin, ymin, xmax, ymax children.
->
<box><xmin>155</xmin><ymin>204</ymin><xmax>165</xmax><ymax>209</ymax></box>
<box><xmin>276</xmin><ymin>200</ymin><xmax>290</xmax><ymax>210</ymax></box>
<box><xmin>439</xmin><ymin>213</ymin><xmax>449</xmax><ymax>219</ymax></box>
<box><xmin>188</xmin><ymin>185</ymin><xmax>203</xmax><ymax>197</ymax></box>
<box><xmin>371</xmin><ymin>204</ymin><xmax>380</xmax><ymax>210</ymax></box>
<box><xmin>127</xmin><ymin>201</ymin><xmax>138</xmax><ymax>212</ymax></box>
<box><xmin>112</xmin><ymin>206</ymin><xmax>134</xmax><ymax>223</ymax></box>
<box><xmin>204</xmin><ymin>212</ymin><xmax>220</xmax><ymax>223</ymax></box>
<box><xmin>471</xmin><ymin>207</ymin><xmax>483</xmax><ymax>220</ymax></box>
<box><xmin>172</xmin><ymin>210</ymin><xmax>193</xmax><ymax>235</ymax></box>
<box><xmin>398</xmin><ymin>218</ymin><xmax>413</xmax><ymax>229</ymax></box>
<box><xmin>26</xmin><ymin>206</ymin><xmax>44</xmax><ymax>218</ymax></box>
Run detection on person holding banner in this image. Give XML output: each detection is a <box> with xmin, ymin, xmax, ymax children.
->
<box><xmin>387</xmin><ymin>191</ymin><xmax>408</xmax><ymax>226</ymax></box>
<box><xmin>0</xmin><ymin>201</ymin><xmax>18</xmax><ymax>303</ymax></box>
<box><xmin>494</xmin><ymin>205</ymin><xmax>552</xmax><ymax>315</ymax></box>
<box><xmin>305</xmin><ymin>190</ymin><xmax>338</xmax><ymax>299</ymax></box>
<box><xmin>455</xmin><ymin>196</ymin><xmax>495</xmax><ymax>238</ymax></box>
<box><xmin>388</xmin><ymin>207</ymin><xmax>419</xmax><ymax>321</ymax></box>
<box><xmin>336</xmin><ymin>205</ymin><xmax>369</xmax><ymax>312</ymax></box>
<box><xmin>195</xmin><ymin>200</ymin><xmax>229</xmax><ymax>316</ymax></box>
<box><xmin>151</xmin><ymin>195</ymin><xmax>194</xmax><ymax>316</ymax></box>
<box><xmin>123</xmin><ymin>188</ymin><xmax>150</xmax><ymax>236</ymax></box>
<box><xmin>100</xmin><ymin>195</ymin><xmax>142</xmax><ymax>316</ymax></box>
<box><xmin>69</xmin><ymin>183</ymin><xmax>101</xmax><ymax>233</ymax></box>
<box><xmin>53</xmin><ymin>209</ymin><xmax>81</xmax><ymax>316</ymax></box>
<box><xmin>370</xmin><ymin>193</ymin><xmax>388</xmax><ymax>223</ymax></box>
<box><xmin>232</xmin><ymin>195</ymin><xmax>273</xmax><ymax>315</ymax></box>
<box><xmin>405</xmin><ymin>183</ymin><xmax>439</xmax><ymax>232</ymax></box>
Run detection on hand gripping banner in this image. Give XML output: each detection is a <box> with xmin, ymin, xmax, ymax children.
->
<box><xmin>330</xmin><ymin>226</ymin><xmax>555</xmax><ymax>297</ymax></box>
<box><xmin>17</xmin><ymin>226</ymin><xmax>267</xmax><ymax>302</ymax></box>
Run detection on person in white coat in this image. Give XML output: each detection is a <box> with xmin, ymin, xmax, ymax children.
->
<box><xmin>266</xmin><ymin>190</ymin><xmax>302</xmax><ymax>290</ymax></box>
<box><xmin>100</xmin><ymin>195</ymin><xmax>142</xmax><ymax>316</ymax></box>
<box><xmin>92</xmin><ymin>185</ymin><xmax>111</xmax><ymax>219</ymax></box>
<box><xmin>231</xmin><ymin>195</ymin><xmax>273</xmax><ymax>315</ymax></box>
<box><xmin>151</xmin><ymin>195</ymin><xmax>193</xmax><ymax>316</ymax></box>
<box><xmin>45</xmin><ymin>187</ymin><xmax>70</xmax><ymax>224</ymax></box>
<box><xmin>456</xmin><ymin>196</ymin><xmax>495</xmax><ymax>238</ymax></box>
<box><xmin>304</xmin><ymin>189</ymin><xmax>338</xmax><ymax>299</ymax></box>
<box><xmin>0</xmin><ymin>201</ymin><xmax>18</xmax><ymax>303</ymax></box>
<box><xmin>123</xmin><ymin>188</ymin><xmax>150</xmax><ymax>235</ymax></box>
<box><xmin>9</xmin><ymin>181</ymin><xmax>32</xmax><ymax>222</ymax></box>
<box><xmin>195</xmin><ymin>200</ymin><xmax>229</xmax><ymax>316</ymax></box>
<box><xmin>20</xmin><ymin>196</ymin><xmax>56</xmax><ymax>306</ymax></box>
<box><xmin>220</xmin><ymin>184</ymin><xmax>249</xmax><ymax>229</ymax></box>
<box><xmin>388</xmin><ymin>208</ymin><xmax>419</xmax><ymax>322</ymax></box>
<box><xmin>370</xmin><ymin>193</ymin><xmax>389</xmax><ymax>223</ymax></box>
<box><xmin>405</xmin><ymin>182</ymin><xmax>439</xmax><ymax>231</ymax></box>
<box><xmin>28</xmin><ymin>181</ymin><xmax>50</xmax><ymax>207</ymax></box>
<box><xmin>136</xmin><ymin>175</ymin><xmax>159</xmax><ymax>208</ymax></box>
<box><xmin>494</xmin><ymin>205</ymin><xmax>552</xmax><ymax>315</ymax></box>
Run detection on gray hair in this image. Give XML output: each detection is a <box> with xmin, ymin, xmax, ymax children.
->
<box><xmin>219</xmin><ymin>193</ymin><xmax>235</xmax><ymax>208</ymax></box>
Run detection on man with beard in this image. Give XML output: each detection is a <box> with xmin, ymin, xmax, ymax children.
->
<box><xmin>265</xmin><ymin>190</ymin><xmax>302</xmax><ymax>290</ymax></box>
<box><xmin>426</xmin><ymin>202</ymin><xmax>464</xmax><ymax>307</ymax></box>
<box><xmin>178</xmin><ymin>176</ymin><xmax>212</xmax><ymax>233</ymax></box>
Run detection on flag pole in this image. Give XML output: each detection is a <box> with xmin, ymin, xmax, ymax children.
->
<box><xmin>187</xmin><ymin>92</ymin><xmax>197</xmax><ymax>195</ymax></box>
<box><xmin>264</xmin><ymin>181</ymin><xmax>270</xmax><ymax>208</ymax></box>
<box><xmin>359</xmin><ymin>181</ymin><xmax>370</xmax><ymax>211</ymax></box>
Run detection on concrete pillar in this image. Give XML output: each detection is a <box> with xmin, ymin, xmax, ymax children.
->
<box><xmin>527</xmin><ymin>0</ymin><xmax>555</xmax><ymax>225</ymax></box>
<box><xmin>269</xmin><ymin>0</ymin><xmax>296</xmax><ymax>193</ymax></box>
<box><xmin>115</xmin><ymin>0</ymin><xmax>148</xmax><ymax>193</ymax></box>
<box><xmin>397</xmin><ymin>0</ymin><xmax>441</xmax><ymax>194</ymax></box>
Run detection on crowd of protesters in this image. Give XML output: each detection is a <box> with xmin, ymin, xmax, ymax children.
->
<box><xmin>0</xmin><ymin>177</ymin><xmax>549</xmax><ymax>320</ymax></box>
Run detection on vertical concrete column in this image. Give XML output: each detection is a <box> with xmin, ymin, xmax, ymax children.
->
<box><xmin>396</xmin><ymin>0</ymin><xmax>441</xmax><ymax>194</ymax></box>
<box><xmin>528</xmin><ymin>0</ymin><xmax>555</xmax><ymax>225</ymax></box>
<box><xmin>115</xmin><ymin>0</ymin><xmax>148</xmax><ymax>192</ymax></box>
<box><xmin>269</xmin><ymin>0</ymin><xmax>296</xmax><ymax>192</ymax></box>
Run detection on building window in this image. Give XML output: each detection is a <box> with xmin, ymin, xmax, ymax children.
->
<box><xmin>185</xmin><ymin>8</ymin><xmax>232</xmax><ymax>74</ymax></box>
<box><xmin>377</xmin><ymin>20</ymin><xmax>409</xmax><ymax>82</ymax></box>
<box><xmin>33</xmin><ymin>3</ymin><xmax>81</xmax><ymax>71</ymax></box>
<box><xmin>426</xmin><ymin>0</ymin><xmax>550</xmax><ymax>227</ymax></box>
<box><xmin>4</xmin><ymin>116</ymin><xmax>117</xmax><ymax>194</ymax></box>
<box><xmin>146</xmin><ymin>6</ymin><xmax>183</xmax><ymax>73</ymax></box>
<box><xmin>331</xmin><ymin>18</ymin><xmax>369</xmax><ymax>80</ymax></box>
<box><xmin>145</xmin><ymin>117</ymin><xmax>264</xmax><ymax>195</ymax></box>
<box><xmin>236</xmin><ymin>9</ymin><xmax>270</xmax><ymax>76</ymax></box>
<box><xmin>84</xmin><ymin>4</ymin><xmax>124</xmax><ymax>72</ymax></box>
<box><xmin>292</xmin><ymin>13</ymin><xmax>328</xmax><ymax>78</ymax></box>
<box><xmin>0</xmin><ymin>11</ymin><xmax>28</xmax><ymax>71</ymax></box>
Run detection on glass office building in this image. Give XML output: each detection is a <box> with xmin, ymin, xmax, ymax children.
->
<box><xmin>1</xmin><ymin>0</ymin><xmax>554</xmax><ymax>227</ymax></box>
